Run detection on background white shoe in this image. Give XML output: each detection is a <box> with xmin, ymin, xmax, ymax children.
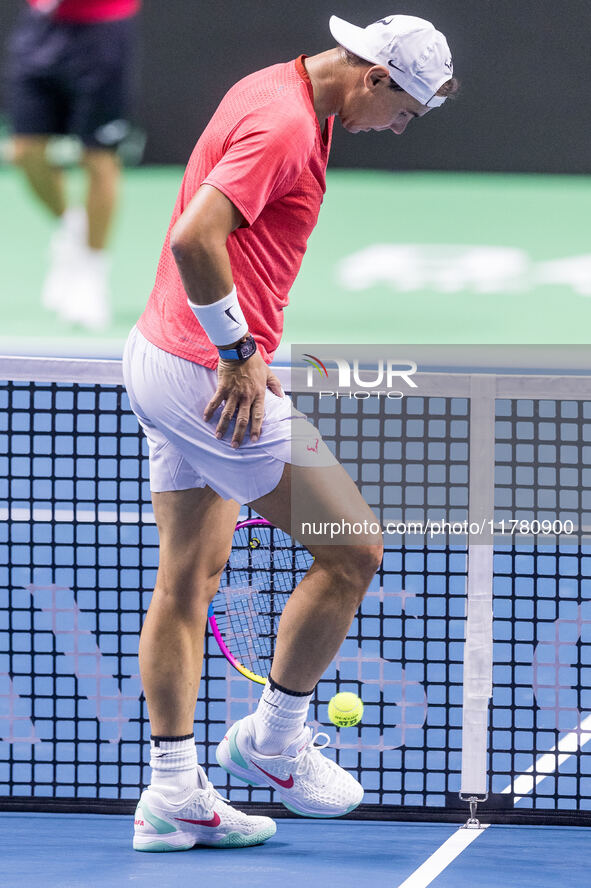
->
<box><xmin>133</xmin><ymin>765</ymin><xmax>276</xmax><ymax>852</ymax></box>
<box><xmin>217</xmin><ymin>714</ymin><xmax>364</xmax><ymax>818</ymax></box>
<box><xmin>59</xmin><ymin>246</ymin><xmax>111</xmax><ymax>331</ymax></box>
<box><xmin>41</xmin><ymin>207</ymin><xmax>87</xmax><ymax>313</ymax></box>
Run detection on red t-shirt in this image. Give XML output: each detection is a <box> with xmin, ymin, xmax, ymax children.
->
<box><xmin>26</xmin><ymin>0</ymin><xmax>140</xmax><ymax>23</ymax></box>
<box><xmin>137</xmin><ymin>56</ymin><xmax>334</xmax><ymax>368</ymax></box>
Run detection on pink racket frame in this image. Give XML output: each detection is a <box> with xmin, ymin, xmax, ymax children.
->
<box><xmin>207</xmin><ymin>517</ymin><xmax>272</xmax><ymax>685</ymax></box>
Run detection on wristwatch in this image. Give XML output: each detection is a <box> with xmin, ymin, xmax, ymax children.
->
<box><xmin>217</xmin><ymin>334</ymin><xmax>257</xmax><ymax>362</ymax></box>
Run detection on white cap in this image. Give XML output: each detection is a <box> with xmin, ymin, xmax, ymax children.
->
<box><xmin>329</xmin><ymin>13</ymin><xmax>453</xmax><ymax>108</ymax></box>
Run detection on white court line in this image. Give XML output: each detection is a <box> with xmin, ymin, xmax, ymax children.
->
<box><xmin>396</xmin><ymin>711</ymin><xmax>591</xmax><ymax>887</ymax></box>
<box><xmin>396</xmin><ymin>826</ymin><xmax>488</xmax><ymax>888</ymax></box>
<box><xmin>0</xmin><ymin>506</ymin><xmax>155</xmax><ymax>524</ymax></box>
<box><xmin>503</xmin><ymin>711</ymin><xmax>591</xmax><ymax>801</ymax></box>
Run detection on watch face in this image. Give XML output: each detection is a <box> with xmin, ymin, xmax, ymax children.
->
<box><xmin>239</xmin><ymin>336</ymin><xmax>257</xmax><ymax>359</ymax></box>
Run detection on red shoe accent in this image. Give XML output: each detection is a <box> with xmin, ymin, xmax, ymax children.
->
<box><xmin>252</xmin><ymin>762</ymin><xmax>295</xmax><ymax>788</ymax></box>
<box><xmin>175</xmin><ymin>812</ymin><xmax>221</xmax><ymax>827</ymax></box>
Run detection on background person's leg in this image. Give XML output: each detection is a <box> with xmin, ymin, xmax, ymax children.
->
<box><xmin>56</xmin><ymin>147</ymin><xmax>121</xmax><ymax>329</ymax></box>
<box><xmin>11</xmin><ymin>135</ymin><xmax>65</xmax><ymax>218</ymax></box>
<box><xmin>82</xmin><ymin>147</ymin><xmax>120</xmax><ymax>250</ymax></box>
<box><xmin>11</xmin><ymin>135</ymin><xmax>88</xmax><ymax>314</ymax></box>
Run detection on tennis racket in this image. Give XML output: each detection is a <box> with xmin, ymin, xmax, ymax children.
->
<box><xmin>208</xmin><ymin>518</ymin><xmax>313</xmax><ymax>684</ymax></box>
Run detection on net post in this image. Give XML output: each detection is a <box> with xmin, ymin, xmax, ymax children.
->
<box><xmin>460</xmin><ymin>374</ymin><xmax>496</xmax><ymax>824</ymax></box>
<box><xmin>459</xmin><ymin>791</ymin><xmax>488</xmax><ymax>829</ymax></box>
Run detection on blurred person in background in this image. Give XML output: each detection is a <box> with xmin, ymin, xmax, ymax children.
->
<box><xmin>4</xmin><ymin>0</ymin><xmax>141</xmax><ymax>330</ymax></box>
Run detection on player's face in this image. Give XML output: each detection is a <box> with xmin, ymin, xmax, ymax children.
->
<box><xmin>340</xmin><ymin>68</ymin><xmax>430</xmax><ymax>135</ymax></box>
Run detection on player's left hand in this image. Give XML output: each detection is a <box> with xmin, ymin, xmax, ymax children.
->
<box><xmin>204</xmin><ymin>352</ymin><xmax>284</xmax><ymax>448</ymax></box>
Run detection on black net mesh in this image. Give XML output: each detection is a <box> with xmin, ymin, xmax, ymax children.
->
<box><xmin>490</xmin><ymin>396</ymin><xmax>591</xmax><ymax>812</ymax></box>
<box><xmin>1</xmin><ymin>371</ymin><xmax>590</xmax><ymax>822</ymax></box>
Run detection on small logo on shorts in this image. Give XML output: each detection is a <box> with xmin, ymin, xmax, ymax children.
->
<box><xmin>307</xmin><ymin>438</ymin><xmax>319</xmax><ymax>453</ymax></box>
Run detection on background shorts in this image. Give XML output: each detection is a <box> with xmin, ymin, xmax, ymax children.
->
<box><xmin>4</xmin><ymin>7</ymin><xmax>137</xmax><ymax>149</ymax></box>
<box><xmin>122</xmin><ymin>326</ymin><xmax>337</xmax><ymax>505</ymax></box>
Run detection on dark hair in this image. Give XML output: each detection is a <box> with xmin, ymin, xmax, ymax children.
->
<box><xmin>341</xmin><ymin>47</ymin><xmax>460</xmax><ymax>98</ymax></box>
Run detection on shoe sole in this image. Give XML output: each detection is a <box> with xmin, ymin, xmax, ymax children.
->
<box><xmin>133</xmin><ymin>833</ymin><xmax>194</xmax><ymax>852</ymax></box>
<box><xmin>133</xmin><ymin>823</ymin><xmax>276</xmax><ymax>852</ymax></box>
<box><xmin>216</xmin><ymin>723</ymin><xmax>363</xmax><ymax>819</ymax></box>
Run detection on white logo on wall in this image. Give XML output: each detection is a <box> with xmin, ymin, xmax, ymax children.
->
<box><xmin>337</xmin><ymin>244</ymin><xmax>591</xmax><ymax>296</ymax></box>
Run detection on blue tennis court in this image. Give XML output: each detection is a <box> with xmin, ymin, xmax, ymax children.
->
<box><xmin>1</xmin><ymin>815</ymin><xmax>588</xmax><ymax>888</ymax></box>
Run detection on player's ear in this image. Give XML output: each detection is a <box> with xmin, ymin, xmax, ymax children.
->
<box><xmin>365</xmin><ymin>66</ymin><xmax>390</xmax><ymax>90</ymax></box>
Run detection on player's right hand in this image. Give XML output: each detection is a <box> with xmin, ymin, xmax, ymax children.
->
<box><xmin>203</xmin><ymin>351</ymin><xmax>284</xmax><ymax>448</ymax></box>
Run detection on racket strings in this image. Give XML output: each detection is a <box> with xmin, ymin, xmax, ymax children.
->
<box><xmin>213</xmin><ymin>524</ymin><xmax>312</xmax><ymax>676</ymax></box>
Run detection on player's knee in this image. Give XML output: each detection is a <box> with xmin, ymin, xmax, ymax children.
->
<box><xmin>155</xmin><ymin>552</ymin><xmax>229</xmax><ymax>613</ymax></box>
<box><xmin>11</xmin><ymin>136</ymin><xmax>48</xmax><ymax>168</ymax></box>
<box><xmin>347</xmin><ymin>542</ymin><xmax>383</xmax><ymax>594</ymax></box>
<box><xmin>153</xmin><ymin>574</ymin><xmax>217</xmax><ymax>622</ymax></box>
<box><xmin>320</xmin><ymin>542</ymin><xmax>383</xmax><ymax>602</ymax></box>
<box><xmin>82</xmin><ymin>148</ymin><xmax>119</xmax><ymax>179</ymax></box>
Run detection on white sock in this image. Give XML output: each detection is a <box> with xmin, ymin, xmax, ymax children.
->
<box><xmin>149</xmin><ymin>735</ymin><xmax>198</xmax><ymax>803</ymax></box>
<box><xmin>252</xmin><ymin>678</ymin><xmax>314</xmax><ymax>755</ymax></box>
<box><xmin>59</xmin><ymin>206</ymin><xmax>87</xmax><ymax>242</ymax></box>
<box><xmin>81</xmin><ymin>245</ymin><xmax>109</xmax><ymax>271</ymax></box>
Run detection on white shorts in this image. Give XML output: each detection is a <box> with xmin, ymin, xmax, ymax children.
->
<box><xmin>122</xmin><ymin>326</ymin><xmax>337</xmax><ymax>504</ymax></box>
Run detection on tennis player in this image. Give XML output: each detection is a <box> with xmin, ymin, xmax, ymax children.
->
<box><xmin>4</xmin><ymin>0</ymin><xmax>141</xmax><ymax>330</ymax></box>
<box><xmin>125</xmin><ymin>13</ymin><xmax>458</xmax><ymax>851</ymax></box>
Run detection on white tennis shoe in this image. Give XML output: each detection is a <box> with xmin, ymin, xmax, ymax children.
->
<box><xmin>42</xmin><ymin>207</ymin><xmax>111</xmax><ymax>331</ymax></box>
<box><xmin>59</xmin><ymin>247</ymin><xmax>111</xmax><ymax>331</ymax></box>
<box><xmin>133</xmin><ymin>765</ymin><xmax>276</xmax><ymax>851</ymax></box>
<box><xmin>216</xmin><ymin>714</ymin><xmax>364</xmax><ymax>818</ymax></box>
<box><xmin>42</xmin><ymin>207</ymin><xmax>87</xmax><ymax>313</ymax></box>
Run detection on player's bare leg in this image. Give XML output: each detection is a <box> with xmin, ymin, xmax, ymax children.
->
<box><xmin>133</xmin><ymin>485</ymin><xmax>276</xmax><ymax>851</ymax></box>
<box><xmin>217</xmin><ymin>462</ymin><xmax>382</xmax><ymax>817</ymax></box>
<box><xmin>11</xmin><ymin>135</ymin><xmax>65</xmax><ymax>217</ymax></box>
<box><xmin>250</xmin><ymin>462</ymin><xmax>383</xmax><ymax>691</ymax></box>
<box><xmin>141</xmin><ymin>485</ymin><xmax>239</xmax><ymax>735</ymax></box>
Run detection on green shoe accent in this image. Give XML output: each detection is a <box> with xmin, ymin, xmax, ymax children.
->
<box><xmin>138</xmin><ymin>801</ymin><xmax>177</xmax><ymax>835</ymax></box>
<box><xmin>228</xmin><ymin>723</ymin><xmax>249</xmax><ymax>771</ymax></box>
<box><xmin>281</xmin><ymin>799</ymin><xmax>361</xmax><ymax>819</ymax></box>
<box><xmin>216</xmin><ymin>751</ymin><xmax>259</xmax><ymax>786</ymax></box>
<box><xmin>212</xmin><ymin>826</ymin><xmax>276</xmax><ymax>848</ymax></box>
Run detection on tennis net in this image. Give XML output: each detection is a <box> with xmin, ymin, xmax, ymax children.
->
<box><xmin>1</xmin><ymin>353</ymin><xmax>591</xmax><ymax>825</ymax></box>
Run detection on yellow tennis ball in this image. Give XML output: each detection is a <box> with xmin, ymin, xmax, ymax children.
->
<box><xmin>328</xmin><ymin>692</ymin><xmax>363</xmax><ymax>727</ymax></box>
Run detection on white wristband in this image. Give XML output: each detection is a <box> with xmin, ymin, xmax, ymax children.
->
<box><xmin>187</xmin><ymin>286</ymin><xmax>248</xmax><ymax>346</ymax></box>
